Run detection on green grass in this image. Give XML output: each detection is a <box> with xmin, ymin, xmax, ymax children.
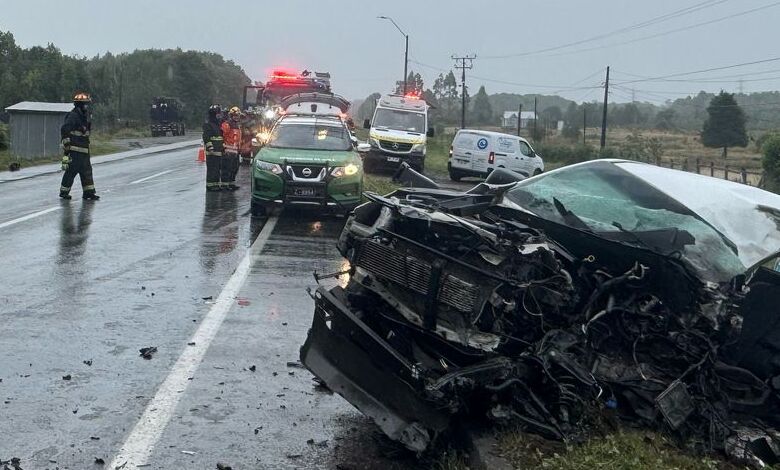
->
<box><xmin>101</xmin><ymin>126</ymin><xmax>150</xmax><ymax>139</ymax></box>
<box><xmin>363</xmin><ymin>174</ymin><xmax>400</xmax><ymax>196</ymax></box>
<box><xmin>426</xmin><ymin>134</ymin><xmax>451</xmax><ymax>176</ymax></box>
<box><xmin>497</xmin><ymin>430</ymin><xmax>740</xmax><ymax>470</ymax></box>
<box><xmin>0</xmin><ymin>139</ymin><xmax>121</xmax><ymax>171</ymax></box>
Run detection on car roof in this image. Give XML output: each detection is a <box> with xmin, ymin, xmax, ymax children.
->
<box><xmin>456</xmin><ymin>129</ymin><xmax>531</xmax><ymax>144</ymax></box>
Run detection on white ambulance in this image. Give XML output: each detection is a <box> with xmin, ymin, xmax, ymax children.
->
<box><xmin>363</xmin><ymin>94</ymin><xmax>433</xmax><ymax>172</ymax></box>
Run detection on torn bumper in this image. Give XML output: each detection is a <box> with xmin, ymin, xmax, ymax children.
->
<box><xmin>300</xmin><ymin>286</ymin><xmax>450</xmax><ymax>452</ymax></box>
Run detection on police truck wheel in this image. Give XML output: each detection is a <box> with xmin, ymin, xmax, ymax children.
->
<box><xmin>251</xmin><ymin>201</ymin><xmax>266</xmax><ymax>217</ymax></box>
<box><xmin>449</xmin><ymin>169</ymin><xmax>462</xmax><ymax>182</ymax></box>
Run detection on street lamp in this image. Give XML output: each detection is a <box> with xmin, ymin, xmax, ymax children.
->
<box><xmin>378</xmin><ymin>15</ymin><xmax>409</xmax><ymax>95</ymax></box>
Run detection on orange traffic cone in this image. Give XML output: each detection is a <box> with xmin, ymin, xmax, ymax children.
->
<box><xmin>197</xmin><ymin>145</ymin><xmax>205</xmax><ymax>163</ymax></box>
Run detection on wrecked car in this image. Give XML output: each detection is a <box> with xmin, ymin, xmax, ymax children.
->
<box><xmin>300</xmin><ymin>159</ymin><xmax>780</xmax><ymax>465</ymax></box>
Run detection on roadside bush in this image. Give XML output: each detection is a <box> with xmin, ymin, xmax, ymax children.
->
<box><xmin>616</xmin><ymin>131</ymin><xmax>663</xmax><ymax>162</ymax></box>
<box><xmin>0</xmin><ymin>123</ymin><xmax>8</xmax><ymax>151</ymax></box>
<box><xmin>536</xmin><ymin>143</ymin><xmax>597</xmax><ymax>165</ymax></box>
<box><xmin>756</xmin><ymin>131</ymin><xmax>780</xmax><ymax>153</ymax></box>
<box><xmin>761</xmin><ymin>134</ymin><xmax>780</xmax><ymax>192</ymax></box>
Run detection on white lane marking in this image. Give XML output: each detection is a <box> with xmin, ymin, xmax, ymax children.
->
<box><xmin>0</xmin><ymin>206</ymin><xmax>60</xmax><ymax>230</ymax></box>
<box><xmin>108</xmin><ymin>215</ymin><xmax>279</xmax><ymax>469</ymax></box>
<box><xmin>128</xmin><ymin>170</ymin><xmax>174</xmax><ymax>185</ymax></box>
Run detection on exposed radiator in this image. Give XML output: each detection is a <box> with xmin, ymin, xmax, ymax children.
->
<box><xmin>356</xmin><ymin>240</ymin><xmax>480</xmax><ymax>313</ymax></box>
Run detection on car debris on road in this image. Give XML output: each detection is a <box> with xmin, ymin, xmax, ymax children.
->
<box><xmin>301</xmin><ymin>160</ymin><xmax>780</xmax><ymax>466</ymax></box>
<box><xmin>139</xmin><ymin>347</ymin><xmax>157</xmax><ymax>360</ymax></box>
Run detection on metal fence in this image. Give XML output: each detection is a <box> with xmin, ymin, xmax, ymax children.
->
<box><xmin>648</xmin><ymin>157</ymin><xmax>764</xmax><ymax>187</ymax></box>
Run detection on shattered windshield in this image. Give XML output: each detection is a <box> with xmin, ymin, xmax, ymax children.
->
<box><xmin>373</xmin><ymin>108</ymin><xmax>425</xmax><ymax>133</ymax></box>
<box><xmin>505</xmin><ymin>162</ymin><xmax>746</xmax><ymax>281</ymax></box>
<box><xmin>268</xmin><ymin>122</ymin><xmax>351</xmax><ymax>151</ymax></box>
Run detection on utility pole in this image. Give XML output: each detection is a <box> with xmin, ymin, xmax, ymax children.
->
<box><xmin>517</xmin><ymin>103</ymin><xmax>522</xmax><ymax>136</ymax></box>
<box><xmin>533</xmin><ymin>96</ymin><xmax>538</xmax><ymax>142</ymax></box>
<box><xmin>583</xmin><ymin>108</ymin><xmax>587</xmax><ymax>146</ymax></box>
<box><xmin>452</xmin><ymin>54</ymin><xmax>476</xmax><ymax>129</ymax></box>
<box><xmin>378</xmin><ymin>16</ymin><xmax>409</xmax><ymax>94</ymax></box>
<box><xmin>403</xmin><ymin>34</ymin><xmax>409</xmax><ymax>94</ymax></box>
<box><xmin>600</xmin><ymin>66</ymin><xmax>610</xmax><ymax>150</ymax></box>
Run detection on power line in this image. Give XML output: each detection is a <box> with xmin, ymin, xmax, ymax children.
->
<box><xmin>408</xmin><ymin>58</ymin><xmax>602</xmax><ymax>91</ymax></box>
<box><xmin>613</xmin><ymin>55</ymin><xmax>780</xmax><ymax>85</ymax></box>
<box><xmin>542</xmin><ymin>1</ymin><xmax>780</xmax><ymax>59</ymax></box>
<box><xmin>480</xmin><ymin>0</ymin><xmax>729</xmax><ymax>59</ymax></box>
<box><xmin>612</xmin><ymin>69</ymin><xmax>780</xmax><ymax>82</ymax></box>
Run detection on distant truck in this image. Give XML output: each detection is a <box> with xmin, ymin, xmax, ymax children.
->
<box><xmin>149</xmin><ymin>97</ymin><xmax>185</xmax><ymax>137</ymax></box>
<box><xmin>362</xmin><ymin>93</ymin><xmax>434</xmax><ymax>173</ymax></box>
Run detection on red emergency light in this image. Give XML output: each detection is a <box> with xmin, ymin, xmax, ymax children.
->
<box><xmin>403</xmin><ymin>92</ymin><xmax>421</xmax><ymax>100</ymax></box>
<box><xmin>270</xmin><ymin>69</ymin><xmax>298</xmax><ymax>80</ymax></box>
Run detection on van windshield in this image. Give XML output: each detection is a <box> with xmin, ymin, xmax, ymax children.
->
<box><xmin>373</xmin><ymin>109</ymin><xmax>425</xmax><ymax>133</ymax></box>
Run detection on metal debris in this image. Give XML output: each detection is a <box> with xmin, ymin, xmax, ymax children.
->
<box><xmin>139</xmin><ymin>347</ymin><xmax>157</xmax><ymax>360</ymax></box>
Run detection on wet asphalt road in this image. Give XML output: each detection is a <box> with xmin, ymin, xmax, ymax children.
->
<box><xmin>0</xmin><ymin>149</ymin><xmax>421</xmax><ymax>469</ymax></box>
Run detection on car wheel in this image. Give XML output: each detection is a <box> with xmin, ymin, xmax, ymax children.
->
<box><xmin>251</xmin><ymin>200</ymin><xmax>267</xmax><ymax>217</ymax></box>
<box><xmin>449</xmin><ymin>169</ymin><xmax>462</xmax><ymax>182</ymax></box>
<box><xmin>533</xmin><ymin>168</ymin><xmax>543</xmax><ymax>176</ymax></box>
<box><xmin>363</xmin><ymin>159</ymin><xmax>375</xmax><ymax>174</ymax></box>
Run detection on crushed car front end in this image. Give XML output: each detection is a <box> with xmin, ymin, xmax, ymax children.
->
<box><xmin>301</xmin><ymin>160</ymin><xmax>780</xmax><ymax>464</ymax></box>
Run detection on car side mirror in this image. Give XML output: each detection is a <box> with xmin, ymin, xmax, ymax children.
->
<box><xmin>356</xmin><ymin>143</ymin><xmax>371</xmax><ymax>153</ymax></box>
<box><xmin>427</xmin><ymin>127</ymin><xmax>435</xmax><ymax>138</ymax></box>
<box><xmin>363</xmin><ymin>119</ymin><xmax>371</xmax><ymax>129</ymax></box>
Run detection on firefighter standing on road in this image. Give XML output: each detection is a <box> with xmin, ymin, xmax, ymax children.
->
<box><xmin>202</xmin><ymin>105</ymin><xmax>225</xmax><ymax>191</ymax></box>
<box><xmin>60</xmin><ymin>92</ymin><xmax>99</xmax><ymax>200</ymax></box>
<box><xmin>220</xmin><ymin>106</ymin><xmax>241</xmax><ymax>190</ymax></box>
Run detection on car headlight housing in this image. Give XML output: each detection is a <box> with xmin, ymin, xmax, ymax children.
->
<box><xmin>255</xmin><ymin>160</ymin><xmax>283</xmax><ymax>175</ymax></box>
<box><xmin>331</xmin><ymin>163</ymin><xmax>360</xmax><ymax>178</ymax></box>
<box><xmin>412</xmin><ymin>143</ymin><xmax>426</xmax><ymax>154</ymax></box>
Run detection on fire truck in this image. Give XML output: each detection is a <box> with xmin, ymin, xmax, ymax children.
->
<box><xmin>238</xmin><ymin>69</ymin><xmax>333</xmax><ymax>163</ymax></box>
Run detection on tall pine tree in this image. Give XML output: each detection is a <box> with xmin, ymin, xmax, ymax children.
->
<box><xmin>701</xmin><ymin>91</ymin><xmax>748</xmax><ymax>158</ymax></box>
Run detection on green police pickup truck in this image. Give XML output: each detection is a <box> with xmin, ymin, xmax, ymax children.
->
<box><xmin>251</xmin><ymin>113</ymin><xmax>368</xmax><ymax>216</ymax></box>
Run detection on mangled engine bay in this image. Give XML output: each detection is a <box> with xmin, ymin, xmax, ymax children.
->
<box><xmin>300</xmin><ymin>167</ymin><xmax>780</xmax><ymax>465</ymax></box>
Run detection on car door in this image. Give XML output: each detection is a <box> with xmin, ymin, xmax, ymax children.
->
<box><xmin>494</xmin><ymin>135</ymin><xmax>516</xmax><ymax>171</ymax></box>
<box><xmin>453</xmin><ymin>131</ymin><xmax>491</xmax><ymax>174</ymax></box>
<box><xmin>517</xmin><ymin>140</ymin><xmax>536</xmax><ymax>176</ymax></box>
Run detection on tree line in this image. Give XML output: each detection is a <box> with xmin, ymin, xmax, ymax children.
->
<box><xmin>354</xmin><ymin>68</ymin><xmax>780</xmax><ymax>133</ymax></box>
<box><xmin>0</xmin><ymin>31</ymin><xmax>250</xmax><ymax>128</ymax></box>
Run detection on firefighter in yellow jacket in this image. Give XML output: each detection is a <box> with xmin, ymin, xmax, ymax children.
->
<box><xmin>60</xmin><ymin>92</ymin><xmax>99</xmax><ymax>200</ymax></box>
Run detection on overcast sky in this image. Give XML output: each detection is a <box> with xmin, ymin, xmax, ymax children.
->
<box><xmin>2</xmin><ymin>0</ymin><xmax>780</xmax><ymax>104</ymax></box>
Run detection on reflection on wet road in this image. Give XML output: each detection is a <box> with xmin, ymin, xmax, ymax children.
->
<box><xmin>0</xmin><ymin>148</ymin><xmax>419</xmax><ymax>469</ymax></box>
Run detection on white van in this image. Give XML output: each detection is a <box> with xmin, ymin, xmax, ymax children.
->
<box><xmin>448</xmin><ymin>130</ymin><xmax>544</xmax><ymax>181</ymax></box>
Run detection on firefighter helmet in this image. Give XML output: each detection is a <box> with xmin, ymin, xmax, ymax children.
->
<box><xmin>208</xmin><ymin>104</ymin><xmax>222</xmax><ymax>116</ymax></box>
<box><xmin>228</xmin><ymin>106</ymin><xmax>241</xmax><ymax>120</ymax></box>
<box><xmin>73</xmin><ymin>92</ymin><xmax>91</xmax><ymax>103</ymax></box>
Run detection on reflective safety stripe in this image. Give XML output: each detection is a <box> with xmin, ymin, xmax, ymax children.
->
<box><xmin>209</xmin><ymin>137</ymin><xmax>224</xmax><ymax>141</ymax></box>
<box><xmin>70</xmin><ymin>130</ymin><xmax>90</xmax><ymax>136</ymax></box>
<box><xmin>206</xmin><ymin>182</ymin><xmax>220</xmax><ymax>187</ymax></box>
<box><xmin>60</xmin><ymin>185</ymin><xmax>71</xmax><ymax>193</ymax></box>
<box><xmin>61</xmin><ymin>137</ymin><xmax>71</xmax><ymax>145</ymax></box>
<box><xmin>83</xmin><ymin>185</ymin><xmax>95</xmax><ymax>191</ymax></box>
<box><xmin>69</xmin><ymin>146</ymin><xmax>90</xmax><ymax>153</ymax></box>
<box><xmin>205</xmin><ymin>151</ymin><xmax>222</xmax><ymax>157</ymax></box>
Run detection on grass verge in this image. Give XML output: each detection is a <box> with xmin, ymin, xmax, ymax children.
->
<box><xmin>497</xmin><ymin>429</ymin><xmax>742</xmax><ymax>470</ymax></box>
<box><xmin>1</xmin><ymin>139</ymin><xmax>122</xmax><ymax>171</ymax></box>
